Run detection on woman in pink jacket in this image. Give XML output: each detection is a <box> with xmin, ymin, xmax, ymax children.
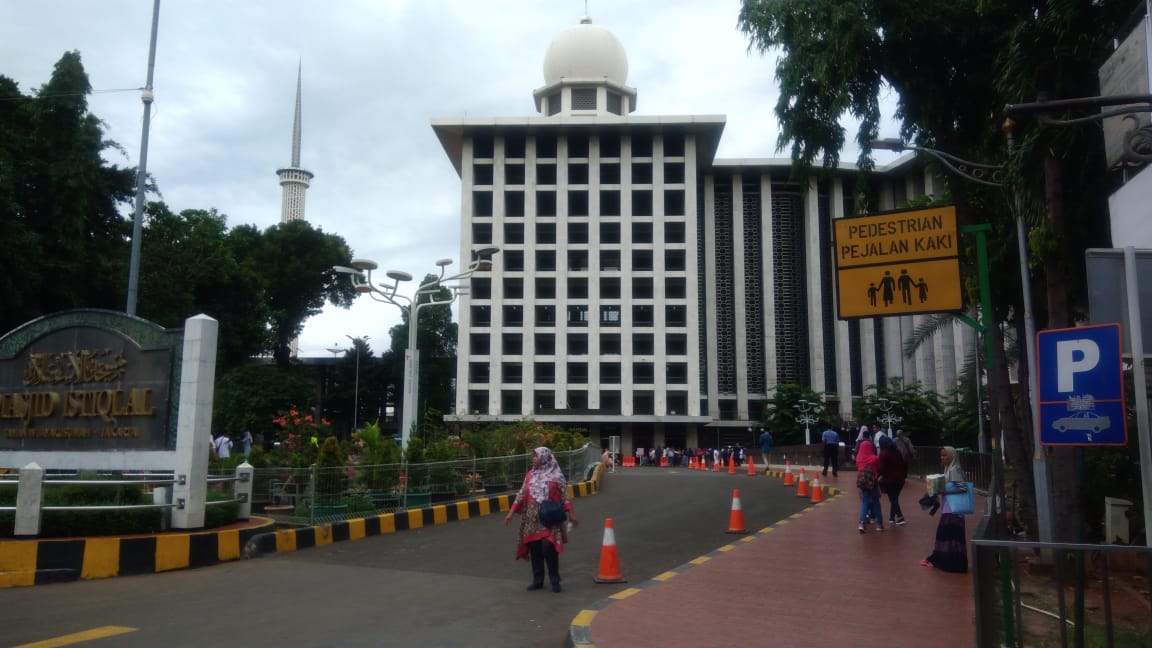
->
<box><xmin>855</xmin><ymin>434</ymin><xmax>884</xmax><ymax>533</ymax></box>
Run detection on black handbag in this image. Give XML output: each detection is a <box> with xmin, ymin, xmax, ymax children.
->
<box><xmin>539</xmin><ymin>500</ymin><xmax>567</xmax><ymax>527</ymax></box>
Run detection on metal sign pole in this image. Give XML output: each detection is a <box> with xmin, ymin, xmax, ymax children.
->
<box><xmin>1123</xmin><ymin>247</ymin><xmax>1152</xmax><ymax>547</ymax></box>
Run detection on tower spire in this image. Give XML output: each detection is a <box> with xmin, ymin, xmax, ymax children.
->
<box><xmin>277</xmin><ymin>61</ymin><xmax>313</xmax><ymax>223</ymax></box>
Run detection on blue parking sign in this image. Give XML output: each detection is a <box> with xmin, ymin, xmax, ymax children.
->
<box><xmin>1037</xmin><ymin>323</ymin><xmax>1127</xmax><ymax>446</ymax></box>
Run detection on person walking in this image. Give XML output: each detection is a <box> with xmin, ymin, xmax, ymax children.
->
<box><xmin>855</xmin><ymin>433</ymin><xmax>883</xmax><ymax>533</ymax></box>
<box><xmin>758</xmin><ymin>428</ymin><xmax>774</xmax><ymax>467</ymax></box>
<box><xmin>242</xmin><ymin>430</ymin><xmax>253</xmax><ymax>456</ymax></box>
<box><xmin>213</xmin><ymin>432</ymin><xmax>232</xmax><ymax>459</ymax></box>
<box><xmin>875</xmin><ymin>436</ymin><xmax>908</xmax><ymax>526</ymax></box>
<box><xmin>921</xmin><ymin>447</ymin><xmax>969</xmax><ymax>572</ymax></box>
<box><xmin>504</xmin><ymin>447</ymin><xmax>580</xmax><ymax>592</ymax></box>
<box><xmin>820</xmin><ymin>425</ymin><xmax>840</xmax><ymax>477</ymax></box>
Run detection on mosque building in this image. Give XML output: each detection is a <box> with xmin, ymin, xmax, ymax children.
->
<box><xmin>432</xmin><ymin>16</ymin><xmax>972</xmax><ymax>452</ymax></box>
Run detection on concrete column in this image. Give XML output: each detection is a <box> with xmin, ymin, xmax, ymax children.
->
<box><xmin>235</xmin><ymin>462</ymin><xmax>254</xmax><ymax>520</ymax></box>
<box><xmin>171</xmin><ymin>314</ymin><xmax>218</xmax><ymax>529</ymax></box>
<box><xmin>14</xmin><ymin>462</ymin><xmax>44</xmax><ymax>536</ymax></box>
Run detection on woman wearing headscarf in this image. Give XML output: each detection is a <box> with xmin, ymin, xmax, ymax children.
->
<box><xmin>920</xmin><ymin>446</ymin><xmax>968</xmax><ymax>572</ymax></box>
<box><xmin>504</xmin><ymin>447</ymin><xmax>580</xmax><ymax>592</ymax></box>
<box><xmin>875</xmin><ymin>435</ymin><xmax>908</xmax><ymax>526</ymax></box>
<box><xmin>854</xmin><ymin>432</ymin><xmax>884</xmax><ymax>533</ymax></box>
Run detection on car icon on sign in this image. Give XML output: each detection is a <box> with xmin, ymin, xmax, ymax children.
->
<box><xmin>1052</xmin><ymin>411</ymin><xmax>1111</xmax><ymax>433</ymax></box>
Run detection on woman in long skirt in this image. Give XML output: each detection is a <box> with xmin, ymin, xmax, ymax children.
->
<box><xmin>921</xmin><ymin>446</ymin><xmax>968</xmax><ymax>573</ymax></box>
<box><xmin>504</xmin><ymin>447</ymin><xmax>580</xmax><ymax>592</ymax></box>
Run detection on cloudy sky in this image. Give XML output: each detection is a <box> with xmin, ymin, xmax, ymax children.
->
<box><xmin>2</xmin><ymin>0</ymin><xmax>896</xmax><ymax>358</ymax></box>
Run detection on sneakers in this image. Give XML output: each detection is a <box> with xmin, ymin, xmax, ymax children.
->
<box><xmin>876</xmin><ymin>525</ymin><xmax>886</xmax><ymax>532</ymax></box>
<box><xmin>858</xmin><ymin>524</ymin><xmax>866</xmax><ymax>533</ymax></box>
<box><xmin>895</xmin><ymin>517</ymin><xmax>907</xmax><ymax>526</ymax></box>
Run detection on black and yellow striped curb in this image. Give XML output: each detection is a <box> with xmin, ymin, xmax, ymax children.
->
<box><xmin>0</xmin><ymin>519</ymin><xmax>276</xmax><ymax>588</ymax></box>
<box><xmin>243</xmin><ymin>476</ymin><xmax>600</xmax><ymax>559</ymax></box>
<box><xmin>566</xmin><ymin>471</ymin><xmax>840</xmax><ymax>648</ymax></box>
<box><xmin>0</xmin><ymin>465</ymin><xmax>603</xmax><ymax>588</ymax></box>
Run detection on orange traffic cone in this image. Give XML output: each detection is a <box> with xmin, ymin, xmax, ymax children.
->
<box><xmin>746</xmin><ymin>454</ymin><xmax>756</xmax><ymax>476</ymax></box>
<box><xmin>593</xmin><ymin>518</ymin><xmax>627</xmax><ymax>583</ymax></box>
<box><xmin>725</xmin><ymin>489</ymin><xmax>748</xmax><ymax>534</ymax></box>
<box><xmin>810</xmin><ymin>475</ymin><xmax>825</xmax><ymax>503</ymax></box>
<box><xmin>727</xmin><ymin>455</ymin><xmax>736</xmax><ymax>475</ymax></box>
<box><xmin>782</xmin><ymin>462</ymin><xmax>795</xmax><ymax>486</ymax></box>
<box><xmin>796</xmin><ymin>470</ymin><xmax>810</xmax><ymax>498</ymax></box>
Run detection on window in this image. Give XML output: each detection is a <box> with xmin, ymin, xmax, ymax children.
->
<box><xmin>572</xmin><ymin>87</ymin><xmax>597</xmax><ymax>110</ymax></box>
<box><xmin>666</xmin><ymin>363</ymin><xmax>689</xmax><ymax>384</ymax></box>
<box><xmin>503</xmin><ymin>277</ymin><xmax>523</xmax><ymax>299</ymax></box>
<box><xmin>666</xmin><ymin>333</ymin><xmax>688</xmax><ymax>355</ymax></box>
<box><xmin>666</xmin><ymin>305</ymin><xmax>688</xmax><ymax>326</ymax></box>
<box><xmin>546</xmin><ymin>93</ymin><xmax>561</xmax><ymax>116</ymax></box>
<box><xmin>664</xmin><ymin>162</ymin><xmax>685</xmax><ymax>183</ymax></box>
<box><xmin>472</xmin><ymin>222</ymin><xmax>492</xmax><ymax>244</ymax></box>
<box><xmin>501</xmin><ymin>390</ymin><xmax>522</xmax><ymax>414</ymax></box>
<box><xmin>600</xmin><ymin>390</ymin><xmax>621</xmax><ymax>414</ymax></box>
<box><xmin>632</xmin><ymin>222</ymin><xmax>653</xmax><ymax>243</ymax></box>
<box><xmin>568</xmin><ymin>190</ymin><xmax>589</xmax><ymax>217</ymax></box>
<box><xmin>568</xmin><ymin>250</ymin><xmax>589</xmax><ymax>271</ymax></box>
<box><xmin>505</xmin><ymin>163</ymin><xmax>525</xmax><ymax>185</ymax></box>
<box><xmin>600</xmin><ymin>277</ymin><xmax>621</xmax><ymax>298</ymax></box>
<box><xmin>631</xmin><ymin>136</ymin><xmax>653</xmax><ymax>157</ymax></box>
<box><xmin>537</xmin><ymin>222</ymin><xmax>556</xmax><ymax>244</ymax></box>
<box><xmin>632</xmin><ymin>278</ymin><xmax>654</xmax><ymax>299</ymax></box>
<box><xmin>665</xmin><ymin>249</ymin><xmax>686</xmax><ymax>271</ymax></box>
<box><xmin>633</xmin><ymin>391</ymin><xmax>655</xmax><ymax>415</ymax></box>
<box><xmin>535</xmin><ymin>305</ymin><xmax>556</xmax><ymax>326</ymax></box>
<box><xmin>535</xmin><ymin>333</ymin><xmax>555</xmax><ymax>355</ymax></box>
<box><xmin>600</xmin><ymin>134</ymin><xmax>621</xmax><ymax>158</ymax></box>
<box><xmin>473</xmin><ymin>191</ymin><xmax>493</xmax><ymax>217</ymax></box>
<box><xmin>601</xmin><ymin>334</ymin><xmax>621</xmax><ymax>354</ymax></box>
<box><xmin>503</xmin><ymin>305</ymin><xmax>523</xmax><ymax>326</ymax></box>
<box><xmin>470</xmin><ymin>333</ymin><xmax>490</xmax><ymax>354</ymax></box>
<box><xmin>470</xmin><ymin>306</ymin><xmax>491</xmax><ymax>327</ymax></box>
<box><xmin>535</xmin><ymin>277</ymin><xmax>556</xmax><ymax>299</ymax></box>
<box><xmin>633</xmin><ymin>249</ymin><xmax>654</xmax><ymax>271</ymax></box>
<box><xmin>567</xmin><ymin>305</ymin><xmax>590</xmax><ymax>327</ymax></box>
<box><xmin>600</xmin><ymin>190</ymin><xmax>620</xmax><ymax>216</ymax></box>
<box><xmin>567</xmin><ymin>135</ymin><xmax>589</xmax><ymax>158</ymax></box>
<box><xmin>469</xmin><ymin>363</ymin><xmax>490</xmax><ymax>383</ymax></box>
<box><xmin>568</xmin><ymin>390</ymin><xmax>589</xmax><ymax>409</ymax></box>
<box><xmin>471</xmin><ymin>278</ymin><xmax>491</xmax><ymax>299</ymax></box>
<box><xmin>535</xmin><ymin>250</ymin><xmax>556</xmax><ymax>271</ymax></box>
<box><xmin>606</xmin><ymin>91</ymin><xmax>623</xmax><ymax>115</ymax></box>
<box><xmin>501</xmin><ymin>333</ymin><xmax>522</xmax><ymax>355</ymax></box>
<box><xmin>665</xmin><ymin>189</ymin><xmax>685</xmax><ymax>215</ymax></box>
<box><xmin>568</xmin><ymin>222</ymin><xmax>589</xmax><ymax>244</ymax></box>
<box><xmin>633</xmin><ymin>333</ymin><xmax>655</xmax><ymax>355</ymax></box>
<box><xmin>568</xmin><ymin>163</ymin><xmax>589</xmax><ymax>184</ymax></box>
<box><xmin>632</xmin><ymin>304</ymin><xmax>654</xmax><ymax>326</ymax></box>
<box><xmin>601</xmin><ymin>305</ymin><xmax>621</xmax><ymax>326</ymax></box>
<box><xmin>633</xmin><ymin>362</ymin><xmax>655</xmax><ymax>384</ymax></box>
<box><xmin>468</xmin><ymin>390</ymin><xmax>487</xmax><ymax>414</ymax></box>
<box><xmin>473</xmin><ymin>135</ymin><xmax>494</xmax><ymax>158</ymax></box>
<box><xmin>567</xmin><ymin>333</ymin><xmax>589</xmax><ymax>355</ymax></box>
<box><xmin>505</xmin><ymin>135</ymin><xmax>526</xmax><ymax>158</ymax></box>
<box><xmin>667</xmin><ymin>391</ymin><xmax>689</xmax><ymax>415</ymax></box>
<box><xmin>534</xmin><ymin>363</ymin><xmax>555</xmax><ymax>384</ymax></box>
<box><xmin>663</xmin><ymin>134</ymin><xmax>685</xmax><ymax>156</ymax></box>
<box><xmin>537</xmin><ymin>163</ymin><xmax>557</xmax><ymax>185</ymax></box>
<box><xmin>600</xmin><ymin>251</ymin><xmax>621</xmax><ymax>271</ymax></box>
<box><xmin>505</xmin><ymin>190</ymin><xmax>524</xmax><ymax>217</ymax></box>
<box><xmin>632</xmin><ymin>162</ymin><xmax>653</xmax><ymax>184</ymax></box>
<box><xmin>665</xmin><ymin>277</ymin><xmax>687</xmax><ymax>298</ymax></box>
<box><xmin>473</xmin><ymin>164</ymin><xmax>493</xmax><ymax>185</ymax></box>
<box><xmin>537</xmin><ymin>191</ymin><xmax>557</xmax><ymax>217</ymax></box>
<box><xmin>665</xmin><ymin>221</ymin><xmax>686</xmax><ymax>243</ymax></box>
<box><xmin>502</xmin><ymin>363</ymin><xmax>522</xmax><ymax>383</ymax></box>
<box><xmin>600</xmin><ymin>222</ymin><xmax>621</xmax><ymax>244</ymax></box>
<box><xmin>503</xmin><ymin>251</ymin><xmax>524</xmax><ymax>271</ymax></box>
<box><xmin>632</xmin><ymin>190</ymin><xmax>653</xmax><ymax>217</ymax></box>
<box><xmin>567</xmin><ymin>362</ymin><xmax>589</xmax><ymax>383</ymax></box>
<box><xmin>504</xmin><ymin>222</ymin><xmax>524</xmax><ymax>244</ymax></box>
<box><xmin>600</xmin><ymin>362</ymin><xmax>622</xmax><ymax>384</ymax></box>
<box><xmin>568</xmin><ymin>277</ymin><xmax>588</xmax><ymax>299</ymax></box>
<box><xmin>600</xmin><ymin>163</ymin><xmax>620</xmax><ymax>184</ymax></box>
<box><xmin>536</xmin><ymin>135</ymin><xmax>557</xmax><ymax>158</ymax></box>
<box><xmin>534</xmin><ymin>390</ymin><xmax>555</xmax><ymax>411</ymax></box>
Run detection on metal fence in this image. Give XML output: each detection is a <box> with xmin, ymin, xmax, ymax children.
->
<box><xmin>253</xmin><ymin>444</ymin><xmax>600</xmax><ymax>526</ymax></box>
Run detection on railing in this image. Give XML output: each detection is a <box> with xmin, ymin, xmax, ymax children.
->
<box><xmin>253</xmin><ymin>444</ymin><xmax>600</xmax><ymax>526</ymax></box>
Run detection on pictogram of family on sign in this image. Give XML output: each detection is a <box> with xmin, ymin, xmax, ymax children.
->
<box><xmin>867</xmin><ymin>269</ymin><xmax>928</xmax><ymax>308</ymax></box>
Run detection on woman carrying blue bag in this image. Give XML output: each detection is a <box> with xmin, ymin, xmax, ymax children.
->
<box><xmin>920</xmin><ymin>446</ymin><xmax>970</xmax><ymax>573</ymax></box>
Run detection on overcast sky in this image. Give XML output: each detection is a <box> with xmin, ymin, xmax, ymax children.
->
<box><xmin>2</xmin><ymin>0</ymin><xmax>897</xmax><ymax>358</ymax></box>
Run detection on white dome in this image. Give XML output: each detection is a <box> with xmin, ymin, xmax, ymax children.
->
<box><xmin>542</xmin><ymin>17</ymin><xmax>628</xmax><ymax>86</ymax></box>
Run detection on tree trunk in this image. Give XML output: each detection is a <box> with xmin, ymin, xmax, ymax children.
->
<box><xmin>992</xmin><ymin>319</ymin><xmax>1039</xmax><ymax>538</ymax></box>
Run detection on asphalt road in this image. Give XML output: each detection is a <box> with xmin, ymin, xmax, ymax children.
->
<box><xmin>0</xmin><ymin>468</ymin><xmax>812</xmax><ymax>648</ymax></box>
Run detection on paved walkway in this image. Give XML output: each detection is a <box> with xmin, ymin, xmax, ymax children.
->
<box><xmin>574</xmin><ymin>463</ymin><xmax>977</xmax><ymax>648</ymax></box>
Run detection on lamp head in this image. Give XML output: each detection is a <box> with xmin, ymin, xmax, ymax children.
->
<box><xmin>350</xmin><ymin>259</ymin><xmax>379</xmax><ymax>271</ymax></box>
<box><xmin>386</xmin><ymin>270</ymin><xmax>413</xmax><ymax>282</ymax></box>
<box><xmin>435</xmin><ymin>258</ymin><xmax>453</xmax><ymax>268</ymax></box>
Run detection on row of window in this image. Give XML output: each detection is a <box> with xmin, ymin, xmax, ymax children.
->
<box><xmin>474</xmin><ymin>220</ymin><xmax>687</xmax><ymax>245</ymax></box>
<box><xmin>469</xmin><ymin>361</ymin><xmax>690</xmax><ymax>385</ymax></box>
<box><xmin>470</xmin><ymin>332</ymin><xmax>690</xmax><ymax>356</ymax></box>
<box><xmin>474</xmin><ymin>189</ymin><xmax>687</xmax><ymax>218</ymax></box>
<box><xmin>478</xmin><ymin>249</ymin><xmax>688</xmax><ymax>273</ymax></box>
<box><xmin>470</xmin><ymin>304</ymin><xmax>690</xmax><ymax>328</ymax></box>
<box><xmin>472</xmin><ymin>276</ymin><xmax>688</xmax><ymax>300</ymax></box>
<box><xmin>472</xmin><ymin>133</ymin><xmax>686</xmax><ymax>160</ymax></box>
<box><xmin>473</xmin><ymin>161</ymin><xmax>686</xmax><ymax>186</ymax></box>
<box><xmin>467</xmin><ymin>390</ymin><xmax>692</xmax><ymax>416</ymax></box>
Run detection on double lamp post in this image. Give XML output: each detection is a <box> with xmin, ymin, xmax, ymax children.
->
<box><xmin>334</xmin><ymin>247</ymin><xmax>499</xmax><ymax>450</ymax></box>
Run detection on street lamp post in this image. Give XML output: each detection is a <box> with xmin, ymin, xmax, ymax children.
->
<box><xmin>876</xmin><ymin>397</ymin><xmax>902</xmax><ymax>436</ymax></box>
<box><xmin>795</xmin><ymin>399</ymin><xmax>820</xmax><ymax>445</ymax></box>
<box><xmin>346</xmin><ymin>335</ymin><xmax>368</xmax><ymax>433</ymax></box>
<box><xmin>334</xmin><ymin>247</ymin><xmax>499</xmax><ymax>450</ymax></box>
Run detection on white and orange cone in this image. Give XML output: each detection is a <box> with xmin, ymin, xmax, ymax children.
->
<box><xmin>593</xmin><ymin>518</ymin><xmax>627</xmax><ymax>583</ymax></box>
<box><xmin>725</xmin><ymin>489</ymin><xmax>748</xmax><ymax>534</ymax></box>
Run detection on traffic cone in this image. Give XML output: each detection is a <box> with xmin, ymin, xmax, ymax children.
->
<box><xmin>796</xmin><ymin>470</ymin><xmax>810</xmax><ymax>498</ymax></box>
<box><xmin>782</xmin><ymin>462</ymin><xmax>795</xmax><ymax>486</ymax></box>
<box><xmin>810</xmin><ymin>475</ymin><xmax>825</xmax><ymax>503</ymax></box>
<box><xmin>593</xmin><ymin>518</ymin><xmax>627</xmax><ymax>583</ymax></box>
<box><xmin>725</xmin><ymin>489</ymin><xmax>748</xmax><ymax>534</ymax></box>
<box><xmin>727</xmin><ymin>455</ymin><xmax>736</xmax><ymax>475</ymax></box>
<box><xmin>746</xmin><ymin>454</ymin><xmax>756</xmax><ymax>476</ymax></box>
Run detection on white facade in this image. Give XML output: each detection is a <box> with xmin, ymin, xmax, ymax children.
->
<box><xmin>432</xmin><ymin>17</ymin><xmax>972</xmax><ymax>452</ymax></box>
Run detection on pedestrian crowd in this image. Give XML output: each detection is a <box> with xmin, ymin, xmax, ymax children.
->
<box><xmin>630</xmin><ymin>445</ymin><xmax>752</xmax><ymax>469</ymax></box>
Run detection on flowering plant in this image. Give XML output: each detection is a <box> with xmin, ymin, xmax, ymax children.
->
<box><xmin>271</xmin><ymin>408</ymin><xmax>332</xmax><ymax>466</ymax></box>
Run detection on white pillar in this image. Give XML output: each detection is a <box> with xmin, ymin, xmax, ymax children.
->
<box><xmin>14</xmin><ymin>462</ymin><xmax>44</xmax><ymax>536</ymax></box>
<box><xmin>170</xmin><ymin>314</ymin><xmax>218</xmax><ymax>529</ymax></box>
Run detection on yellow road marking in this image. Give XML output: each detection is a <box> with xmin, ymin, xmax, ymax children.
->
<box><xmin>13</xmin><ymin>625</ymin><xmax>138</xmax><ymax>647</ymax></box>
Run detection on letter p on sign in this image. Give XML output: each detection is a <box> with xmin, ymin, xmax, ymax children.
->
<box><xmin>1055</xmin><ymin>339</ymin><xmax>1100</xmax><ymax>392</ymax></box>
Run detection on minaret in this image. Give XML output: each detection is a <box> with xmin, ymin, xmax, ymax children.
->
<box><xmin>277</xmin><ymin>63</ymin><xmax>313</xmax><ymax>222</ymax></box>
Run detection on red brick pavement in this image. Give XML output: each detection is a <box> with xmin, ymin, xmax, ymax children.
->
<box><xmin>574</xmin><ymin>469</ymin><xmax>977</xmax><ymax>648</ymax></box>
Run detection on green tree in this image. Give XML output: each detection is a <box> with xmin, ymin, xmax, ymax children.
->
<box><xmin>761</xmin><ymin>384</ymin><xmax>831</xmax><ymax>446</ymax></box>
<box><xmin>0</xmin><ymin>51</ymin><xmax>136</xmax><ymax>332</ymax></box>
<box><xmin>212</xmin><ymin>364</ymin><xmax>318</xmax><ymax>442</ymax></box>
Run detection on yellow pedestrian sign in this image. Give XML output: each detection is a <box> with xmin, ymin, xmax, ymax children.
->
<box><xmin>834</xmin><ymin>206</ymin><xmax>962</xmax><ymax>319</ymax></box>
